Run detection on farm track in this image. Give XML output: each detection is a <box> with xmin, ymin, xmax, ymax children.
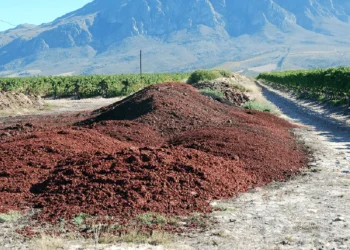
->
<box><xmin>172</xmin><ymin>82</ymin><xmax>350</xmax><ymax>250</ymax></box>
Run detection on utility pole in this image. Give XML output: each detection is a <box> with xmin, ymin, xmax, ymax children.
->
<box><xmin>140</xmin><ymin>50</ymin><xmax>143</xmax><ymax>86</ymax></box>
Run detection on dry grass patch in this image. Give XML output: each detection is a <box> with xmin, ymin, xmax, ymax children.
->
<box><xmin>28</xmin><ymin>234</ymin><xmax>65</xmax><ymax>250</ymax></box>
<box><xmin>99</xmin><ymin>230</ymin><xmax>170</xmax><ymax>245</ymax></box>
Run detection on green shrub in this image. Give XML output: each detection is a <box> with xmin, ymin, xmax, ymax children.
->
<box><xmin>72</xmin><ymin>213</ymin><xmax>88</xmax><ymax>226</ymax></box>
<box><xmin>199</xmin><ymin>89</ymin><xmax>225</xmax><ymax>99</ymax></box>
<box><xmin>187</xmin><ymin>69</ymin><xmax>225</xmax><ymax>84</ymax></box>
<box><xmin>215</xmin><ymin>69</ymin><xmax>232</xmax><ymax>78</ymax></box>
<box><xmin>231</xmin><ymin>84</ymin><xmax>250</xmax><ymax>92</ymax></box>
<box><xmin>136</xmin><ymin>213</ymin><xmax>168</xmax><ymax>226</ymax></box>
<box><xmin>243</xmin><ymin>100</ymin><xmax>276</xmax><ymax>113</ymax></box>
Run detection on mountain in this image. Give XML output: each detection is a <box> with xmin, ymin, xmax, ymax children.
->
<box><xmin>1</xmin><ymin>0</ymin><xmax>350</xmax><ymax>77</ymax></box>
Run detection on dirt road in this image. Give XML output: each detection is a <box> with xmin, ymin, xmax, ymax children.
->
<box><xmin>172</xmin><ymin>82</ymin><xmax>350</xmax><ymax>250</ymax></box>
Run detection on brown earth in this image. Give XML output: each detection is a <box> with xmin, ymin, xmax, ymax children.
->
<box><xmin>0</xmin><ymin>92</ymin><xmax>44</xmax><ymax>115</ymax></box>
<box><xmin>0</xmin><ymin>82</ymin><xmax>307</xmax><ymax>224</ymax></box>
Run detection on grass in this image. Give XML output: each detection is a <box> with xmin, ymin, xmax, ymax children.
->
<box><xmin>214</xmin><ymin>69</ymin><xmax>233</xmax><ymax>78</ymax></box>
<box><xmin>29</xmin><ymin>235</ymin><xmax>65</xmax><ymax>250</ymax></box>
<box><xmin>69</xmin><ymin>212</ymin><xmax>179</xmax><ymax>246</ymax></box>
<box><xmin>187</xmin><ymin>214</ymin><xmax>210</xmax><ymax>228</ymax></box>
<box><xmin>18</xmin><ymin>211</ymin><xmax>211</xmax><ymax>248</ymax></box>
<box><xmin>72</xmin><ymin>212</ymin><xmax>88</xmax><ymax>226</ymax></box>
<box><xmin>243</xmin><ymin>100</ymin><xmax>277</xmax><ymax>113</ymax></box>
<box><xmin>136</xmin><ymin>213</ymin><xmax>169</xmax><ymax>226</ymax></box>
<box><xmin>212</xmin><ymin>205</ymin><xmax>236</xmax><ymax>212</ymax></box>
<box><xmin>231</xmin><ymin>83</ymin><xmax>250</xmax><ymax>93</ymax></box>
<box><xmin>0</xmin><ymin>211</ymin><xmax>22</xmax><ymax>223</ymax></box>
<box><xmin>26</xmin><ymin>219</ymin><xmax>171</xmax><ymax>248</ymax></box>
<box><xmin>199</xmin><ymin>88</ymin><xmax>225</xmax><ymax>99</ymax></box>
<box><xmin>99</xmin><ymin>230</ymin><xmax>170</xmax><ymax>245</ymax></box>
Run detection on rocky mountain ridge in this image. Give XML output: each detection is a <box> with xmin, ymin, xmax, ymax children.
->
<box><xmin>1</xmin><ymin>0</ymin><xmax>350</xmax><ymax>76</ymax></box>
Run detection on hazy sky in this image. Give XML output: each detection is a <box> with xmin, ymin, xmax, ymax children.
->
<box><xmin>0</xmin><ymin>0</ymin><xmax>92</xmax><ymax>31</ymax></box>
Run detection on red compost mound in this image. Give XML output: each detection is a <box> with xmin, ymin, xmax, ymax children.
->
<box><xmin>0</xmin><ymin>82</ymin><xmax>307</xmax><ymax>223</ymax></box>
<box><xmin>31</xmin><ymin>147</ymin><xmax>253</xmax><ymax>222</ymax></box>
<box><xmin>89</xmin><ymin>121</ymin><xmax>164</xmax><ymax>147</ymax></box>
<box><xmin>0</xmin><ymin>127</ymin><xmax>131</xmax><ymax>213</ymax></box>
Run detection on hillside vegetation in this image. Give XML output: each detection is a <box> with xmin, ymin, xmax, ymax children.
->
<box><xmin>187</xmin><ymin>69</ymin><xmax>232</xmax><ymax>84</ymax></box>
<box><xmin>257</xmin><ymin>67</ymin><xmax>350</xmax><ymax>106</ymax></box>
<box><xmin>0</xmin><ymin>73</ymin><xmax>188</xmax><ymax>98</ymax></box>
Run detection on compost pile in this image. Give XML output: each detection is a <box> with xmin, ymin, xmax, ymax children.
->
<box><xmin>190</xmin><ymin>79</ymin><xmax>249</xmax><ymax>106</ymax></box>
<box><xmin>0</xmin><ymin>82</ymin><xmax>306</xmax><ymax>223</ymax></box>
<box><xmin>0</xmin><ymin>91</ymin><xmax>44</xmax><ymax>114</ymax></box>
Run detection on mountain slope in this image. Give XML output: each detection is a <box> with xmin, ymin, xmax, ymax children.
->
<box><xmin>1</xmin><ymin>0</ymin><xmax>350</xmax><ymax>76</ymax></box>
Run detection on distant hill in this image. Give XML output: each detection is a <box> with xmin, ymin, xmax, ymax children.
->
<box><xmin>1</xmin><ymin>0</ymin><xmax>350</xmax><ymax>76</ymax></box>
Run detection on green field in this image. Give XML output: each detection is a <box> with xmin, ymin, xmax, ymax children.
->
<box><xmin>257</xmin><ymin>67</ymin><xmax>350</xmax><ymax>105</ymax></box>
<box><xmin>0</xmin><ymin>73</ymin><xmax>189</xmax><ymax>98</ymax></box>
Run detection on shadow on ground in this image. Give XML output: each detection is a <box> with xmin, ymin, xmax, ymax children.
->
<box><xmin>258</xmin><ymin>83</ymin><xmax>350</xmax><ymax>154</ymax></box>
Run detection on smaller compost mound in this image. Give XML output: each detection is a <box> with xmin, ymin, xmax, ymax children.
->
<box><xmin>0</xmin><ymin>92</ymin><xmax>44</xmax><ymax>114</ymax></box>
<box><xmin>32</xmin><ymin>147</ymin><xmax>252</xmax><ymax>222</ymax></box>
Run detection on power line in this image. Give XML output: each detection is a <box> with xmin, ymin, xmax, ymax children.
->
<box><xmin>0</xmin><ymin>19</ymin><xmax>16</xmax><ymax>27</ymax></box>
<box><xmin>0</xmin><ymin>19</ymin><xmax>41</xmax><ymax>35</ymax></box>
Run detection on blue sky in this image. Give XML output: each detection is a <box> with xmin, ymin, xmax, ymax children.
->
<box><xmin>0</xmin><ymin>0</ymin><xmax>92</xmax><ymax>31</ymax></box>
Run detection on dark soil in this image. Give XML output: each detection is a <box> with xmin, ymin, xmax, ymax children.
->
<box><xmin>0</xmin><ymin>82</ymin><xmax>307</xmax><ymax>223</ymax></box>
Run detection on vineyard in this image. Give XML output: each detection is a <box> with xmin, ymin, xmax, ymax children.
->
<box><xmin>257</xmin><ymin>67</ymin><xmax>350</xmax><ymax>105</ymax></box>
<box><xmin>0</xmin><ymin>73</ymin><xmax>189</xmax><ymax>98</ymax></box>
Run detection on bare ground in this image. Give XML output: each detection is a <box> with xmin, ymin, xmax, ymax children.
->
<box><xmin>0</xmin><ymin>92</ymin><xmax>44</xmax><ymax>117</ymax></box>
<box><xmin>42</xmin><ymin>97</ymin><xmax>124</xmax><ymax>115</ymax></box>
<box><xmin>1</xmin><ymin>82</ymin><xmax>350</xmax><ymax>249</ymax></box>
